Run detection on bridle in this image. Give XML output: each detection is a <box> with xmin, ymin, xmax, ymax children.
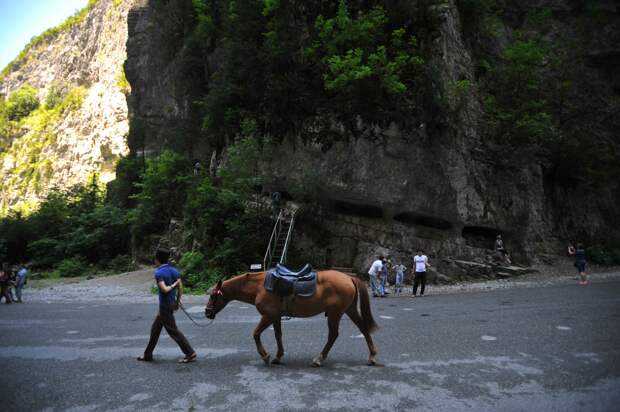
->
<box><xmin>178</xmin><ymin>301</ymin><xmax>215</xmax><ymax>328</ymax></box>
<box><xmin>178</xmin><ymin>287</ymin><xmax>223</xmax><ymax>328</ymax></box>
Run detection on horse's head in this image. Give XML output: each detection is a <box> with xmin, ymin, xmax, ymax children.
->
<box><xmin>205</xmin><ymin>279</ymin><xmax>227</xmax><ymax>319</ymax></box>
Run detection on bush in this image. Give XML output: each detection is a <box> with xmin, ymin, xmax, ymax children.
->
<box><xmin>27</xmin><ymin>238</ymin><xmax>63</xmax><ymax>268</ymax></box>
<box><xmin>6</xmin><ymin>84</ymin><xmax>40</xmax><ymax>121</ymax></box>
<box><xmin>129</xmin><ymin>151</ymin><xmax>192</xmax><ymax>240</ymax></box>
<box><xmin>178</xmin><ymin>251</ymin><xmax>220</xmax><ymax>291</ymax></box>
<box><xmin>105</xmin><ymin>255</ymin><xmax>134</xmax><ymax>273</ymax></box>
<box><xmin>588</xmin><ymin>244</ymin><xmax>620</xmax><ymax>265</ymax></box>
<box><xmin>53</xmin><ymin>257</ymin><xmax>89</xmax><ymax>278</ymax></box>
<box><xmin>44</xmin><ymin>84</ymin><xmax>65</xmax><ymax>109</ymax></box>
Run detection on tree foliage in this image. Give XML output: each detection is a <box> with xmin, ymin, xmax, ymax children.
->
<box><xmin>6</xmin><ymin>84</ymin><xmax>40</xmax><ymax>121</ymax></box>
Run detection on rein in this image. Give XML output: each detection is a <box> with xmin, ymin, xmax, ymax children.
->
<box><xmin>178</xmin><ymin>301</ymin><xmax>215</xmax><ymax>328</ymax></box>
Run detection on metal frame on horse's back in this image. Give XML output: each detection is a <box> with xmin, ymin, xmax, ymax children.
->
<box><xmin>205</xmin><ymin>270</ymin><xmax>379</xmax><ymax>367</ymax></box>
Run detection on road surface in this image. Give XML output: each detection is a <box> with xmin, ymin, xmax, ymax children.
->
<box><xmin>1</xmin><ymin>280</ymin><xmax>619</xmax><ymax>411</ymax></box>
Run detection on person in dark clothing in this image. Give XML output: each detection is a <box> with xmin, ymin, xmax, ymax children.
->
<box><xmin>138</xmin><ymin>248</ymin><xmax>197</xmax><ymax>363</ymax></box>
<box><xmin>494</xmin><ymin>235</ymin><xmax>511</xmax><ymax>264</ymax></box>
<box><xmin>0</xmin><ymin>263</ymin><xmax>13</xmax><ymax>304</ymax></box>
<box><xmin>271</xmin><ymin>191</ymin><xmax>282</xmax><ymax>218</ymax></box>
<box><xmin>568</xmin><ymin>243</ymin><xmax>588</xmax><ymax>285</ymax></box>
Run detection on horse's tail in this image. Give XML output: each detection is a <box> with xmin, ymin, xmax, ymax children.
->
<box><xmin>353</xmin><ymin>277</ymin><xmax>378</xmax><ymax>334</ymax></box>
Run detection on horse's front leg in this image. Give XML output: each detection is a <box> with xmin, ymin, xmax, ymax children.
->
<box><xmin>253</xmin><ymin>315</ymin><xmax>274</xmax><ymax>365</ymax></box>
<box><xmin>271</xmin><ymin>317</ymin><xmax>285</xmax><ymax>365</ymax></box>
<box><xmin>312</xmin><ymin>313</ymin><xmax>342</xmax><ymax>367</ymax></box>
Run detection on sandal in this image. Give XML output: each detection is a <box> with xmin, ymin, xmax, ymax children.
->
<box><xmin>137</xmin><ymin>355</ymin><xmax>153</xmax><ymax>362</ymax></box>
<box><xmin>178</xmin><ymin>353</ymin><xmax>197</xmax><ymax>363</ymax></box>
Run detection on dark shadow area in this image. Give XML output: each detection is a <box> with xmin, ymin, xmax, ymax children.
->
<box><xmin>462</xmin><ymin>226</ymin><xmax>500</xmax><ymax>248</ymax></box>
<box><xmin>329</xmin><ymin>199</ymin><xmax>383</xmax><ymax>219</ymax></box>
<box><xmin>279</xmin><ymin>191</ymin><xmax>293</xmax><ymax>201</ymax></box>
<box><xmin>393</xmin><ymin>212</ymin><xmax>453</xmax><ymax>230</ymax></box>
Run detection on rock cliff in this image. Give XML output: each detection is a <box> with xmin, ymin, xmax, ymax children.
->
<box><xmin>0</xmin><ymin>0</ymin><xmax>136</xmax><ymax>212</ymax></box>
<box><xmin>122</xmin><ymin>0</ymin><xmax>619</xmax><ymax>276</ymax></box>
<box><xmin>1</xmin><ymin>0</ymin><xmax>618</xmax><ymax>279</ymax></box>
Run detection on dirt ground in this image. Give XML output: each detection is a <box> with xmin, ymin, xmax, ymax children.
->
<box><xmin>18</xmin><ymin>258</ymin><xmax>620</xmax><ymax>304</ymax></box>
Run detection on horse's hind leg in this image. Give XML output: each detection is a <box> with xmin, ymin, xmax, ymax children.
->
<box><xmin>253</xmin><ymin>315</ymin><xmax>274</xmax><ymax>365</ymax></box>
<box><xmin>312</xmin><ymin>313</ymin><xmax>342</xmax><ymax>367</ymax></box>
<box><xmin>271</xmin><ymin>318</ymin><xmax>284</xmax><ymax>365</ymax></box>
<box><xmin>346</xmin><ymin>307</ymin><xmax>378</xmax><ymax>366</ymax></box>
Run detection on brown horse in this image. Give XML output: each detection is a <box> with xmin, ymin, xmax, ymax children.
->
<box><xmin>205</xmin><ymin>270</ymin><xmax>378</xmax><ymax>367</ymax></box>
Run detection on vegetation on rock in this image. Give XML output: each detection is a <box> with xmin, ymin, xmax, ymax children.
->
<box><xmin>1</xmin><ymin>0</ymin><xmax>619</xmax><ymax>286</ymax></box>
<box><xmin>0</xmin><ymin>0</ymin><xmax>101</xmax><ymax>81</ymax></box>
<box><xmin>0</xmin><ymin>86</ymin><xmax>88</xmax><ymax>213</ymax></box>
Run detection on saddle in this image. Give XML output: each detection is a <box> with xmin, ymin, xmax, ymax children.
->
<box><xmin>264</xmin><ymin>264</ymin><xmax>317</xmax><ymax>297</ymax></box>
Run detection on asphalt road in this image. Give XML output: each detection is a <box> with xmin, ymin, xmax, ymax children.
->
<box><xmin>1</xmin><ymin>281</ymin><xmax>619</xmax><ymax>412</ymax></box>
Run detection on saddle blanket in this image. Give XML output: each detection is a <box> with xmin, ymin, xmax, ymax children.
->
<box><xmin>264</xmin><ymin>264</ymin><xmax>317</xmax><ymax>297</ymax></box>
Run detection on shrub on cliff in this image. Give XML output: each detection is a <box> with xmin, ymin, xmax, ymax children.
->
<box><xmin>128</xmin><ymin>151</ymin><xmax>192</xmax><ymax>242</ymax></box>
<box><xmin>6</xmin><ymin>84</ymin><xmax>40</xmax><ymax>121</ymax></box>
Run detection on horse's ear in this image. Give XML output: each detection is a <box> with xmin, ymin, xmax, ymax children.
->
<box><xmin>216</xmin><ymin>279</ymin><xmax>223</xmax><ymax>289</ymax></box>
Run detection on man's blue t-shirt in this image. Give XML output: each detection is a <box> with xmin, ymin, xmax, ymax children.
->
<box><xmin>155</xmin><ymin>264</ymin><xmax>180</xmax><ymax>306</ymax></box>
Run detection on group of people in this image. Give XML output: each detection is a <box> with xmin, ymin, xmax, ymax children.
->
<box><xmin>367</xmin><ymin>250</ymin><xmax>430</xmax><ymax>298</ymax></box>
<box><xmin>0</xmin><ymin>263</ymin><xmax>28</xmax><ymax>304</ymax></box>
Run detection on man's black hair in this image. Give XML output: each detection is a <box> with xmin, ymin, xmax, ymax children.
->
<box><xmin>155</xmin><ymin>248</ymin><xmax>171</xmax><ymax>264</ymax></box>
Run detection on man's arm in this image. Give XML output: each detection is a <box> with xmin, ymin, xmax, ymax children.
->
<box><xmin>157</xmin><ymin>279</ymin><xmax>179</xmax><ymax>294</ymax></box>
<box><xmin>176</xmin><ymin>278</ymin><xmax>183</xmax><ymax>304</ymax></box>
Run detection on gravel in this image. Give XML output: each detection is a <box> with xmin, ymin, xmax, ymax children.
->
<box><xmin>19</xmin><ymin>261</ymin><xmax>620</xmax><ymax>303</ymax></box>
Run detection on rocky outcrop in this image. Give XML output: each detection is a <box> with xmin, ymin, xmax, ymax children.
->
<box><xmin>119</xmin><ymin>0</ymin><xmax>619</xmax><ymax>278</ymax></box>
<box><xmin>0</xmin><ymin>0</ymin><xmax>136</xmax><ymax>211</ymax></box>
<box><xmin>2</xmin><ymin>0</ymin><xmax>617</xmax><ymax>280</ymax></box>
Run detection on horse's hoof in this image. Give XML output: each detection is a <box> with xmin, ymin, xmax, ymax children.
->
<box><xmin>271</xmin><ymin>358</ymin><xmax>283</xmax><ymax>365</ymax></box>
<box><xmin>367</xmin><ymin>359</ymin><xmax>377</xmax><ymax>366</ymax></box>
<box><xmin>262</xmin><ymin>355</ymin><xmax>271</xmax><ymax>365</ymax></box>
<box><xmin>311</xmin><ymin>356</ymin><xmax>323</xmax><ymax>367</ymax></box>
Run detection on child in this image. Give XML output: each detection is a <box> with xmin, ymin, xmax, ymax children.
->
<box><xmin>393</xmin><ymin>263</ymin><xmax>406</xmax><ymax>295</ymax></box>
<box><xmin>568</xmin><ymin>244</ymin><xmax>588</xmax><ymax>285</ymax></box>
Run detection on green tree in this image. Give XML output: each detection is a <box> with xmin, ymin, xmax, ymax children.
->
<box><xmin>6</xmin><ymin>84</ymin><xmax>40</xmax><ymax>121</ymax></box>
<box><xmin>129</xmin><ymin>151</ymin><xmax>192</xmax><ymax>242</ymax></box>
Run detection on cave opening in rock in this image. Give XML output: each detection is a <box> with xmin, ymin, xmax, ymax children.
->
<box><xmin>393</xmin><ymin>212</ymin><xmax>453</xmax><ymax>230</ymax></box>
<box><xmin>462</xmin><ymin>226</ymin><xmax>501</xmax><ymax>248</ymax></box>
<box><xmin>330</xmin><ymin>200</ymin><xmax>383</xmax><ymax>219</ymax></box>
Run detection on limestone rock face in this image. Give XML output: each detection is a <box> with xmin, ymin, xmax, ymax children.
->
<box><xmin>121</xmin><ymin>0</ymin><xmax>619</xmax><ymax>277</ymax></box>
<box><xmin>0</xmin><ymin>0</ymin><xmax>135</xmax><ymax>211</ymax></box>
<box><xmin>2</xmin><ymin>0</ymin><xmax>617</xmax><ymax>281</ymax></box>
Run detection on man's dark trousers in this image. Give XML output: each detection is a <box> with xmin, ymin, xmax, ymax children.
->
<box><xmin>413</xmin><ymin>271</ymin><xmax>427</xmax><ymax>296</ymax></box>
<box><xmin>144</xmin><ymin>304</ymin><xmax>194</xmax><ymax>357</ymax></box>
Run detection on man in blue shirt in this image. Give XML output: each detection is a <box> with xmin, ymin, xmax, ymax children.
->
<box><xmin>138</xmin><ymin>248</ymin><xmax>196</xmax><ymax>363</ymax></box>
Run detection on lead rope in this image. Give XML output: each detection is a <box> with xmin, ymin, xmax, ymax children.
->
<box><xmin>178</xmin><ymin>301</ymin><xmax>215</xmax><ymax>328</ymax></box>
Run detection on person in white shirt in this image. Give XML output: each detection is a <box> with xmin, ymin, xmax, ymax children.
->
<box><xmin>15</xmin><ymin>264</ymin><xmax>28</xmax><ymax>303</ymax></box>
<box><xmin>393</xmin><ymin>263</ymin><xmax>406</xmax><ymax>294</ymax></box>
<box><xmin>367</xmin><ymin>256</ymin><xmax>385</xmax><ymax>297</ymax></box>
<box><xmin>412</xmin><ymin>249</ymin><xmax>430</xmax><ymax>297</ymax></box>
